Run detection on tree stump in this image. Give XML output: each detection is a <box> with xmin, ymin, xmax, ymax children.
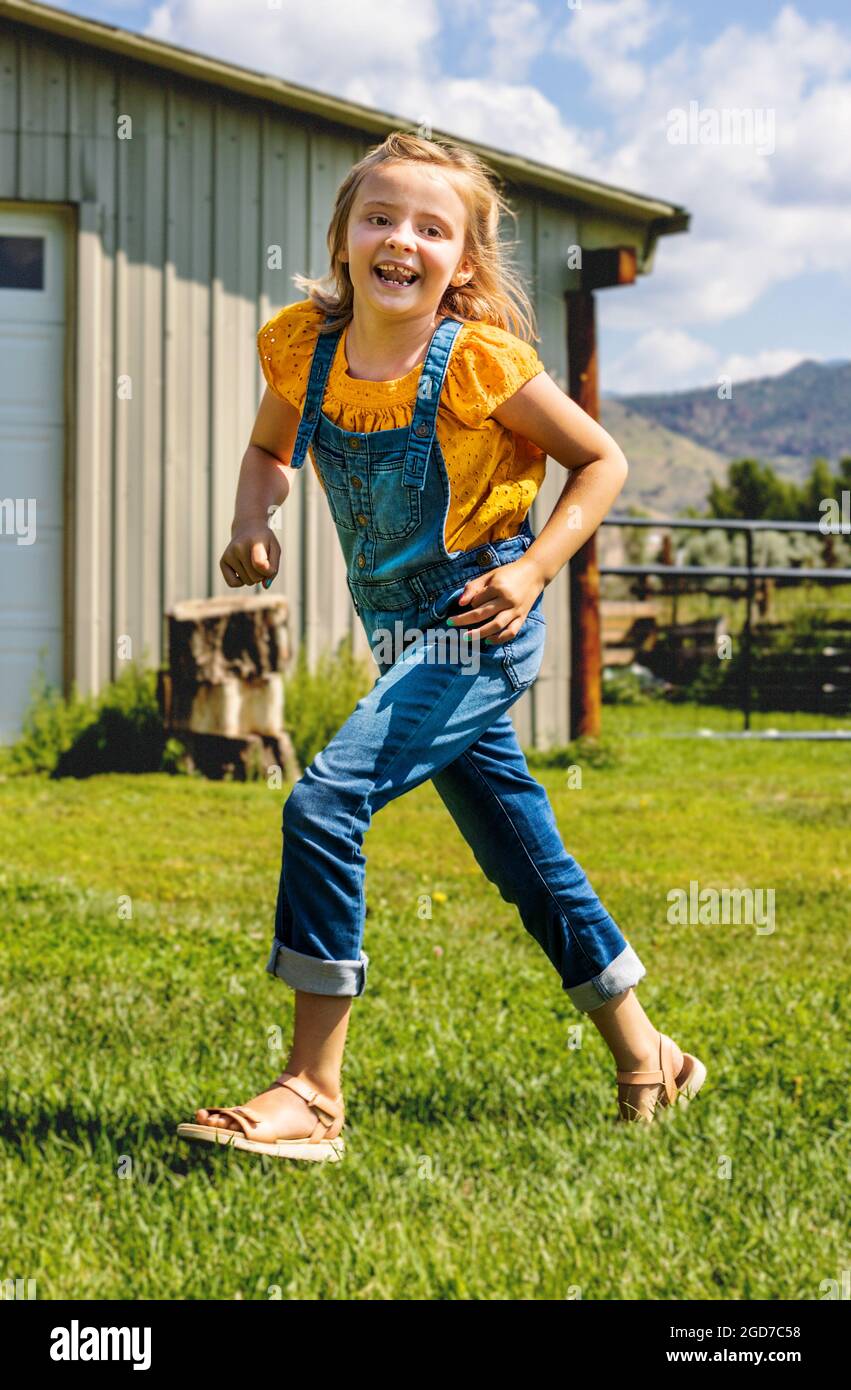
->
<box><xmin>158</xmin><ymin>593</ymin><xmax>300</xmax><ymax>782</ymax></box>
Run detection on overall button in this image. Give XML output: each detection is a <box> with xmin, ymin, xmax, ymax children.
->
<box><xmin>350</xmin><ymin>438</ymin><xmax>362</xmax><ymax>450</ymax></box>
<box><xmin>351</xmin><ymin>476</ymin><xmax>363</xmax><ymax>489</ymax></box>
<box><xmin>356</xmin><ymin>554</ymin><xmax>366</xmax><ymax>568</ymax></box>
<box><xmin>356</xmin><ymin>513</ymin><xmax>367</xmax><ymax>525</ymax></box>
<box><xmin>414</xmin><ymin>422</ymin><xmax>430</xmax><ymax>437</ymax></box>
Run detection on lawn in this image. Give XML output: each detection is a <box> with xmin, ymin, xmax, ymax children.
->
<box><xmin>1</xmin><ymin>703</ymin><xmax>848</xmax><ymax>1300</ymax></box>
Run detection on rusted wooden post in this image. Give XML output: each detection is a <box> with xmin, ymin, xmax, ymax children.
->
<box><xmin>565</xmin><ymin>247</ymin><xmax>637</xmax><ymax>739</ymax></box>
<box><xmin>566</xmin><ymin>291</ymin><xmax>601</xmax><ymax>738</ymax></box>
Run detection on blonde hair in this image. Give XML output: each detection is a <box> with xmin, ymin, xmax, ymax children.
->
<box><xmin>291</xmin><ymin>130</ymin><xmax>539</xmax><ymax>343</ymax></box>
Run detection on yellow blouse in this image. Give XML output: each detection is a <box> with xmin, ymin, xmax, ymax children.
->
<box><xmin>257</xmin><ymin>299</ymin><xmax>548</xmax><ymax>553</ymax></box>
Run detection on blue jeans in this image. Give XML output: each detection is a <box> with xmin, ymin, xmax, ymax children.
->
<box><xmin>266</xmin><ymin>583</ymin><xmax>646</xmax><ymax>1014</ymax></box>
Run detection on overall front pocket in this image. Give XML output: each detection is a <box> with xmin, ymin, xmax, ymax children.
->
<box><xmin>500</xmin><ymin>607</ymin><xmax>547</xmax><ymax>691</ymax></box>
<box><xmin>313</xmin><ymin>451</ymin><xmax>357</xmax><ymax>532</ymax></box>
<box><xmin>367</xmin><ymin>456</ymin><xmax>422</xmax><ymax>540</ymax></box>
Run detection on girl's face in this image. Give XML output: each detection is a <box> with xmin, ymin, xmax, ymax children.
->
<box><xmin>341</xmin><ymin>162</ymin><xmax>474</xmax><ymax>319</ymax></box>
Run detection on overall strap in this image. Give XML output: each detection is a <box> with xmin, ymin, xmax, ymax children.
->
<box><xmin>402</xmin><ymin>316</ymin><xmax>465</xmax><ymax>490</ymax></box>
<box><xmin>289</xmin><ymin>318</ymin><xmax>344</xmax><ymax>470</ymax></box>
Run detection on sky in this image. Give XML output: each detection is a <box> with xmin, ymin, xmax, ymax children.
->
<box><xmin>53</xmin><ymin>0</ymin><xmax>851</xmax><ymax>395</ymax></box>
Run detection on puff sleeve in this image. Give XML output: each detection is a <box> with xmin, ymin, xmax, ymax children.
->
<box><xmin>257</xmin><ymin>299</ymin><xmax>324</xmax><ymax>411</ymax></box>
<box><xmin>442</xmin><ymin>321</ymin><xmax>547</xmax><ymax>429</ymax></box>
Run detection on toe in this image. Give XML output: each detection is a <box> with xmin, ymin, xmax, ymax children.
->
<box><xmin>195</xmin><ymin>1108</ymin><xmax>232</xmax><ymax>1130</ymax></box>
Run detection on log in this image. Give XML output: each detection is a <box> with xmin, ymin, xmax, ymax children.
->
<box><xmin>160</xmin><ymin>594</ymin><xmax>300</xmax><ymax>782</ymax></box>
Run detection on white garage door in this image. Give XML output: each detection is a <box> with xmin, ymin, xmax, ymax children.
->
<box><xmin>0</xmin><ymin>207</ymin><xmax>66</xmax><ymax>745</ymax></box>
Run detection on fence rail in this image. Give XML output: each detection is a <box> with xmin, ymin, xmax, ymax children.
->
<box><xmin>598</xmin><ymin>514</ymin><xmax>851</xmax><ymax>730</ymax></box>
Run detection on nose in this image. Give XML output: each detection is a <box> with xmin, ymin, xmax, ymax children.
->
<box><xmin>385</xmin><ymin>223</ymin><xmax>416</xmax><ymax>253</ymax></box>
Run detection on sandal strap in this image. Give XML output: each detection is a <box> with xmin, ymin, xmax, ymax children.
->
<box><xmin>659</xmin><ymin>1034</ymin><xmax>678</xmax><ymax>1104</ymax></box>
<box><xmin>274</xmin><ymin>1072</ymin><xmax>344</xmax><ymax>1137</ymax></box>
<box><xmin>616</xmin><ymin>1068</ymin><xmax>663</xmax><ymax>1084</ymax></box>
<box><xmin>616</xmin><ymin>1034</ymin><xmax>679</xmax><ymax>1104</ymax></box>
<box><xmin>201</xmin><ymin>1105</ymin><xmax>264</xmax><ymax>1140</ymax></box>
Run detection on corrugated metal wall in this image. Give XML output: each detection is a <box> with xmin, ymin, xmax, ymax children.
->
<box><xmin>0</xmin><ymin>17</ymin><xmax>640</xmax><ymax>748</ymax></box>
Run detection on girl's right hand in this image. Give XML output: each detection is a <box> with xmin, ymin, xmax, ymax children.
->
<box><xmin>220</xmin><ymin>523</ymin><xmax>281</xmax><ymax>588</ymax></box>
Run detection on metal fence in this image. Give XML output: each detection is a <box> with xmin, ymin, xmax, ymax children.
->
<box><xmin>598</xmin><ymin>514</ymin><xmax>851</xmax><ymax>734</ymax></box>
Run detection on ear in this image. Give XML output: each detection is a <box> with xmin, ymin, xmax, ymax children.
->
<box><xmin>450</xmin><ymin>257</ymin><xmax>474</xmax><ymax>287</ymax></box>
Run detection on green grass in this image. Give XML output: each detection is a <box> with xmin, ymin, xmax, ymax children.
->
<box><xmin>1</xmin><ymin>704</ymin><xmax>848</xmax><ymax>1300</ymax></box>
<box><xmin>597</xmin><ymin>696</ymin><xmax>851</xmax><ymax>735</ymax></box>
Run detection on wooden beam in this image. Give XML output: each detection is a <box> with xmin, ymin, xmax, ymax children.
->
<box><xmin>580</xmin><ymin>246</ymin><xmax>638</xmax><ymax>290</ymax></box>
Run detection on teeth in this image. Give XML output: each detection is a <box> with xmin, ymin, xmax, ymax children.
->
<box><xmin>375</xmin><ymin>264</ymin><xmax>418</xmax><ymax>284</ymax></box>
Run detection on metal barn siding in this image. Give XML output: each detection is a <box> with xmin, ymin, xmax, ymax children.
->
<box><xmin>0</xmin><ymin>1</ymin><xmax>688</xmax><ymax>749</ymax></box>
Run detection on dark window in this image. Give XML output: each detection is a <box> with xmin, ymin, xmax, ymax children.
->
<box><xmin>0</xmin><ymin>236</ymin><xmax>45</xmax><ymax>290</ymax></box>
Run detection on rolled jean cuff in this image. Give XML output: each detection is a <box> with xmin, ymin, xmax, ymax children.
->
<box><xmin>265</xmin><ymin>936</ymin><xmax>370</xmax><ymax>997</ymax></box>
<box><xmin>565</xmin><ymin>941</ymin><xmax>647</xmax><ymax>1015</ymax></box>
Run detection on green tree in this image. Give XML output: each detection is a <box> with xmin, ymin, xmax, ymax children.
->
<box><xmin>799</xmin><ymin>457</ymin><xmax>836</xmax><ymax>521</ymax></box>
<box><xmin>706</xmin><ymin>457</ymin><xmax>794</xmax><ymax>520</ymax></box>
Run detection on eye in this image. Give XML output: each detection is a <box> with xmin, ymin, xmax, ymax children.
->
<box><xmin>367</xmin><ymin>214</ymin><xmax>445</xmax><ymax>237</ymax></box>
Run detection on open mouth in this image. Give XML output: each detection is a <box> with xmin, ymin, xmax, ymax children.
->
<box><xmin>373</xmin><ymin>264</ymin><xmax>420</xmax><ymax>289</ymax></box>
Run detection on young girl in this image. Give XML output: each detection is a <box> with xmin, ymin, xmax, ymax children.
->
<box><xmin>177</xmin><ymin>132</ymin><xmax>706</xmax><ymax>1162</ymax></box>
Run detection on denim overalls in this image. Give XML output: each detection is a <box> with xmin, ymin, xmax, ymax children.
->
<box><xmin>265</xmin><ymin>313</ymin><xmax>646</xmax><ymax>1011</ymax></box>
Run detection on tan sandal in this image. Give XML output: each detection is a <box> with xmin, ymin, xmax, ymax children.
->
<box><xmin>616</xmin><ymin>1033</ymin><xmax>707</xmax><ymax>1123</ymax></box>
<box><xmin>176</xmin><ymin>1071</ymin><xmax>345</xmax><ymax>1162</ymax></box>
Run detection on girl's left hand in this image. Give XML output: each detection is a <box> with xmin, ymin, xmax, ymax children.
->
<box><xmin>446</xmin><ymin>555</ymin><xmax>546</xmax><ymax>645</ymax></box>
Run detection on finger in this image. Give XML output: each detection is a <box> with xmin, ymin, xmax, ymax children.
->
<box><xmin>456</xmin><ymin>569</ymin><xmax>497</xmax><ymax>604</ymax></box>
<box><xmin>474</xmin><ymin>606</ymin><xmax>529</xmax><ymax>644</ymax></box>
<box><xmin>250</xmin><ymin>540</ymin><xmax>273</xmax><ymax>578</ymax></box>
<box><xmin>220</xmin><ymin>557</ymin><xmax>245</xmax><ymax>587</ymax></box>
<box><xmin>225</xmin><ymin>554</ymin><xmax>250</xmax><ymax>586</ymax></box>
<box><xmin>480</xmin><ymin>618</ymin><xmax>518</xmax><ymax>645</ymax></box>
<box><xmin>260</xmin><ymin>536</ymin><xmax>281</xmax><ymax>589</ymax></box>
<box><xmin>448</xmin><ymin>595</ymin><xmax>506</xmax><ymax>629</ymax></box>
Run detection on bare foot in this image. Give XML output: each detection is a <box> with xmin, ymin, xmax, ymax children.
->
<box><xmin>617</xmin><ymin>1034</ymin><xmax>684</xmax><ymax>1122</ymax></box>
<box><xmin>196</xmin><ymin>1075</ymin><xmax>343</xmax><ymax>1142</ymax></box>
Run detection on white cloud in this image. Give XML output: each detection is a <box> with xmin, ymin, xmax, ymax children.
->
<box><xmin>605</xmin><ymin>327</ymin><xmax>815</xmax><ymax>395</ymax></box>
<box><xmin>416</xmin><ymin>76</ymin><xmax>596</xmax><ymax>168</ymax></box>
<box><xmin>145</xmin><ymin>0</ymin><xmax>440</xmax><ymax>89</ymax></box>
<box><xmin>552</xmin><ymin>0</ymin><xmax>669</xmax><ymax>105</ymax></box>
<box><xmin>147</xmin><ymin>3</ymin><xmax>171</xmax><ymax>38</ymax></box>
<box><xmin>606</xmin><ymin>327</ymin><xmax>716</xmax><ymax>394</ymax></box>
<box><xmin>486</xmin><ymin>1</ymin><xmax>549</xmax><ymax>83</ymax></box>
<box><xmin>716</xmin><ymin>348</ymin><xmax>812</xmax><ymax>383</ymax></box>
<box><xmin>588</xmin><ymin>6</ymin><xmax>851</xmax><ymax>323</ymax></box>
<box><xmin>600</xmin><ymin>186</ymin><xmax>851</xmax><ymax>334</ymax></box>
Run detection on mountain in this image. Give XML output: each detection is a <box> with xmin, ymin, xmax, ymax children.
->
<box><xmin>599</xmin><ymin>359</ymin><xmax>851</xmax><ymax>517</ymax></box>
<box><xmin>598</xmin><ymin>398</ymin><xmax>728</xmax><ymax>518</ymax></box>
